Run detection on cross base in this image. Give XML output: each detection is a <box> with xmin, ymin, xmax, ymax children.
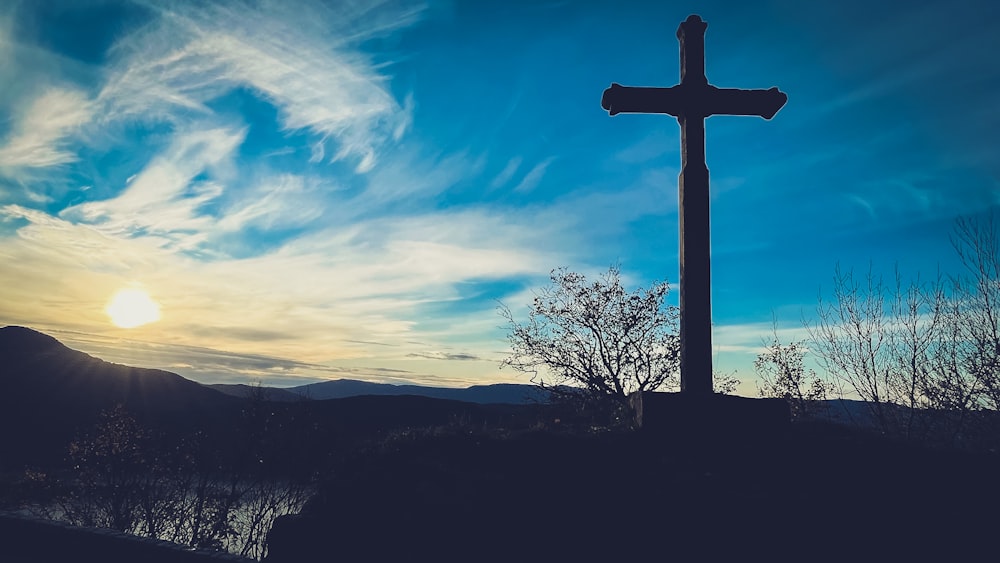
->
<box><xmin>629</xmin><ymin>391</ymin><xmax>790</xmax><ymax>440</ymax></box>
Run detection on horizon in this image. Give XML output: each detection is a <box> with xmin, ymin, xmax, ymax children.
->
<box><xmin>1</xmin><ymin>0</ymin><xmax>998</xmax><ymax>394</ymax></box>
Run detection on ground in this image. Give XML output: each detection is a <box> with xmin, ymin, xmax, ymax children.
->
<box><xmin>264</xmin><ymin>418</ymin><xmax>1000</xmax><ymax>562</ymax></box>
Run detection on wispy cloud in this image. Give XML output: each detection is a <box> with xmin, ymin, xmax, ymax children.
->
<box><xmin>712</xmin><ymin>321</ymin><xmax>813</xmax><ymax>357</ymax></box>
<box><xmin>0</xmin><ymin>87</ymin><xmax>93</xmax><ymax>169</ymax></box>
<box><xmin>512</xmin><ymin>156</ymin><xmax>555</xmax><ymax>193</ymax></box>
<box><xmin>359</xmin><ymin>147</ymin><xmax>480</xmax><ymax>206</ymax></box>
<box><xmin>97</xmin><ymin>0</ymin><xmax>423</xmax><ymax>173</ymax></box>
<box><xmin>0</xmin><ymin>9</ymin><xmax>22</xmax><ymax>91</ymax></box>
<box><xmin>407</xmin><ymin>351</ymin><xmax>483</xmax><ymax>361</ymax></box>
<box><xmin>217</xmin><ymin>173</ymin><xmax>330</xmax><ymax>233</ymax></box>
<box><xmin>489</xmin><ymin>156</ymin><xmax>522</xmax><ymax>189</ymax></box>
<box><xmin>613</xmin><ymin>129</ymin><xmax>673</xmax><ymax>164</ymax></box>
<box><xmin>45</xmin><ymin>328</ymin><xmax>367</xmax><ymax>386</ymax></box>
<box><xmin>60</xmin><ymin>124</ymin><xmax>246</xmax><ymax>252</ymax></box>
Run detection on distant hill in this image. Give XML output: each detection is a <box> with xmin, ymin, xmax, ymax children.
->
<box><xmin>207</xmin><ymin>383</ymin><xmax>303</xmax><ymax>402</ymax></box>
<box><xmin>0</xmin><ymin>326</ymin><xmax>548</xmax><ymax>469</ymax></box>
<box><xmin>0</xmin><ymin>326</ymin><xmax>241</xmax><ymax>467</ymax></box>
<box><xmin>0</xmin><ymin>326</ymin><xmax>237</xmax><ymax>417</ymax></box>
<box><xmin>281</xmin><ymin>379</ymin><xmax>550</xmax><ymax>405</ymax></box>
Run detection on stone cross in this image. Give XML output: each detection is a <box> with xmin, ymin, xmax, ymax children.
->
<box><xmin>601</xmin><ymin>14</ymin><xmax>787</xmax><ymax>395</ymax></box>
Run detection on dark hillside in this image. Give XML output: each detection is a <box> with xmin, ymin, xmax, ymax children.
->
<box><xmin>265</xmin><ymin>420</ymin><xmax>1000</xmax><ymax>562</ymax></box>
<box><xmin>0</xmin><ymin>326</ymin><xmax>235</xmax><ymax>415</ymax></box>
<box><xmin>206</xmin><ymin>383</ymin><xmax>302</xmax><ymax>402</ymax></box>
<box><xmin>7</xmin><ymin>327</ymin><xmax>997</xmax><ymax>561</ymax></box>
<box><xmin>0</xmin><ymin>327</ymin><xmax>549</xmax><ymax>470</ymax></box>
<box><xmin>0</xmin><ymin>326</ymin><xmax>242</xmax><ymax>468</ymax></box>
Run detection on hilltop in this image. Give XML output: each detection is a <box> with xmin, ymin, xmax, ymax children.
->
<box><xmin>0</xmin><ymin>326</ymin><xmax>546</xmax><ymax>469</ymax></box>
<box><xmin>3</xmin><ymin>326</ymin><xmax>999</xmax><ymax>561</ymax></box>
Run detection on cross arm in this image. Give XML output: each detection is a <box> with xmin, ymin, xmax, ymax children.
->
<box><xmin>705</xmin><ymin>86</ymin><xmax>788</xmax><ymax>120</ymax></box>
<box><xmin>602</xmin><ymin>82</ymin><xmax>788</xmax><ymax>120</ymax></box>
<box><xmin>601</xmin><ymin>83</ymin><xmax>685</xmax><ymax>117</ymax></box>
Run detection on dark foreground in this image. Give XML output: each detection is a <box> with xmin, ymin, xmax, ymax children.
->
<box><xmin>1</xmin><ymin>512</ymin><xmax>254</xmax><ymax>563</ymax></box>
<box><xmin>265</xmin><ymin>418</ymin><xmax>1000</xmax><ymax>562</ymax></box>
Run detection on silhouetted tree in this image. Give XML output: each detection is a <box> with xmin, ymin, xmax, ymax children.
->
<box><xmin>808</xmin><ymin>265</ymin><xmax>948</xmax><ymax>437</ymax></box>
<box><xmin>928</xmin><ymin>215</ymin><xmax>1000</xmax><ymax>447</ymax></box>
<box><xmin>225</xmin><ymin>383</ymin><xmax>315</xmax><ymax>560</ymax></box>
<box><xmin>62</xmin><ymin>404</ymin><xmax>149</xmax><ymax>533</ymax></box>
<box><xmin>713</xmin><ymin>370</ymin><xmax>741</xmax><ymax>395</ymax></box>
<box><xmin>755</xmin><ymin>331</ymin><xmax>829</xmax><ymax>420</ymax></box>
<box><xmin>948</xmin><ymin>215</ymin><xmax>1000</xmax><ymax>412</ymax></box>
<box><xmin>806</xmin><ymin>215</ymin><xmax>1000</xmax><ymax>447</ymax></box>
<box><xmin>500</xmin><ymin>266</ymin><xmax>680</xmax><ymax>422</ymax></box>
<box><xmin>48</xmin><ymin>405</ymin><xmax>238</xmax><ymax>547</ymax></box>
<box><xmin>35</xmin><ymin>398</ymin><xmax>315</xmax><ymax>560</ymax></box>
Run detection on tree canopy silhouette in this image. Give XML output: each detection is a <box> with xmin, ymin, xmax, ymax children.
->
<box><xmin>500</xmin><ymin>266</ymin><xmax>680</xmax><ymax>418</ymax></box>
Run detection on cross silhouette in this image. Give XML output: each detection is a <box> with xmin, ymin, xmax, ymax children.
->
<box><xmin>601</xmin><ymin>14</ymin><xmax>787</xmax><ymax>395</ymax></box>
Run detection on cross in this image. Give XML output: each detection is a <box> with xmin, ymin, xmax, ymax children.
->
<box><xmin>601</xmin><ymin>14</ymin><xmax>787</xmax><ymax>395</ymax></box>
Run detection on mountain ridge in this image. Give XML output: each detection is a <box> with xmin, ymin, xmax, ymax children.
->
<box><xmin>0</xmin><ymin>326</ymin><xmax>547</xmax><ymax>468</ymax></box>
<box><xmin>0</xmin><ymin>326</ymin><xmax>545</xmax><ymax>405</ymax></box>
<box><xmin>210</xmin><ymin>379</ymin><xmax>550</xmax><ymax>405</ymax></box>
<box><xmin>0</xmin><ymin>325</ymin><xmax>244</xmax><ymax>467</ymax></box>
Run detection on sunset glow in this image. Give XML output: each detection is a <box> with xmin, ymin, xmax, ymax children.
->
<box><xmin>106</xmin><ymin>288</ymin><xmax>161</xmax><ymax>329</ymax></box>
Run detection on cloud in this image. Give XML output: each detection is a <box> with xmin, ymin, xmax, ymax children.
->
<box><xmin>43</xmin><ymin>328</ymin><xmax>362</xmax><ymax>386</ymax></box>
<box><xmin>42</xmin><ymin>327</ymin><xmax>509</xmax><ymax>388</ymax></box>
<box><xmin>217</xmin><ymin>173</ymin><xmax>330</xmax><ymax>233</ymax></box>
<box><xmin>406</xmin><ymin>351</ymin><xmax>483</xmax><ymax>361</ymax></box>
<box><xmin>513</xmin><ymin>156</ymin><xmax>555</xmax><ymax>193</ymax></box>
<box><xmin>0</xmin><ymin>194</ymin><xmax>556</xmax><ymax>378</ymax></box>
<box><xmin>0</xmin><ymin>12</ymin><xmax>15</xmax><ymax>81</ymax></box>
<box><xmin>60</xmin><ymin>124</ymin><xmax>246</xmax><ymax>251</ymax></box>
<box><xmin>0</xmin><ymin>87</ymin><xmax>93</xmax><ymax>169</ymax></box>
<box><xmin>262</xmin><ymin>207</ymin><xmax>557</xmax><ymax>309</ymax></box>
<box><xmin>711</xmin><ymin>321</ymin><xmax>813</xmax><ymax>357</ymax></box>
<box><xmin>489</xmin><ymin>156</ymin><xmax>522</xmax><ymax>189</ymax></box>
<box><xmin>613</xmin><ymin>129</ymin><xmax>673</xmax><ymax>164</ymax></box>
<box><xmin>359</xmin><ymin>147</ymin><xmax>479</xmax><ymax>206</ymax></box>
<box><xmin>97</xmin><ymin>0</ymin><xmax>423</xmax><ymax>173</ymax></box>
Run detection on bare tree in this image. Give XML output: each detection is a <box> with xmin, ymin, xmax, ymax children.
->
<box><xmin>37</xmin><ymin>397</ymin><xmax>316</xmax><ymax>560</ymax></box>
<box><xmin>807</xmin><ymin>266</ymin><xmax>947</xmax><ymax>437</ymax></box>
<box><xmin>806</xmin><ymin>215</ymin><xmax>1000</xmax><ymax>447</ymax></box>
<box><xmin>949</xmin><ymin>215</ymin><xmax>1000</xmax><ymax>411</ymax></box>
<box><xmin>923</xmin><ymin>215</ymin><xmax>1000</xmax><ymax>447</ymax></box>
<box><xmin>755</xmin><ymin>328</ymin><xmax>829</xmax><ymax>420</ymax></box>
<box><xmin>500</xmin><ymin>266</ymin><xmax>680</xmax><ymax>421</ymax></box>
<box><xmin>61</xmin><ymin>404</ymin><xmax>150</xmax><ymax>533</ymax></box>
<box><xmin>713</xmin><ymin>371</ymin><xmax>741</xmax><ymax>395</ymax></box>
<box><xmin>46</xmin><ymin>406</ymin><xmax>238</xmax><ymax>548</ymax></box>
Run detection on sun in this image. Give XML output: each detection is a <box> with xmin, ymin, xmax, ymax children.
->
<box><xmin>106</xmin><ymin>288</ymin><xmax>162</xmax><ymax>328</ymax></box>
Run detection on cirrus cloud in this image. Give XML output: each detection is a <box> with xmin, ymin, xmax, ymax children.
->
<box><xmin>97</xmin><ymin>0</ymin><xmax>424</xmax><ymax>173</ymax></box>
<box><xmin>0</xmin><ymin>87</ymin><xmax>93</xmax><ymax>169</ymax></box>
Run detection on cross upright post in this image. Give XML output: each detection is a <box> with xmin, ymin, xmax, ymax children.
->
<box><xmin>601</xmin><ymin>14</ymin><xmax>787</xmax><ymax>395</ymax></box>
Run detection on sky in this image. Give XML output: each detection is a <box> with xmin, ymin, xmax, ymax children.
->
<box><xmin>0</xmin><ymin>0</ymin><xmax>997</xmax><ymax>394</ymax></box>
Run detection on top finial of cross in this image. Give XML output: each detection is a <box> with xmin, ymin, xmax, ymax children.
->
<box><xmin>679</xmin><ymin>15</ymin><xmax>707</xmax><ymax>35</ymax></box>
<box><xmin>600</xmin><ymin>14</ymin><xmax>787</xmax><ymax>120</ymax></box>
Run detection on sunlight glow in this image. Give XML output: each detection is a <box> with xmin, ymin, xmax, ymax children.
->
<box><xmin>106</xmin><ymin>288</ymin><xmax>161</xmax><ymax>328</ymax></box>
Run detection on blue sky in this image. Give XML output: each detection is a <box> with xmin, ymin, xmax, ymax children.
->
<box><xmin>0</xmin><ymin>0</ymin><xmax>997</xmax><ymax>394</ymax></box>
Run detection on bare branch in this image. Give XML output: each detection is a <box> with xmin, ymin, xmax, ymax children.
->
<box><xmin>499</xmin><ymin>266</ymin><xmax>680</xmax><ymax>423</ymax></box>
